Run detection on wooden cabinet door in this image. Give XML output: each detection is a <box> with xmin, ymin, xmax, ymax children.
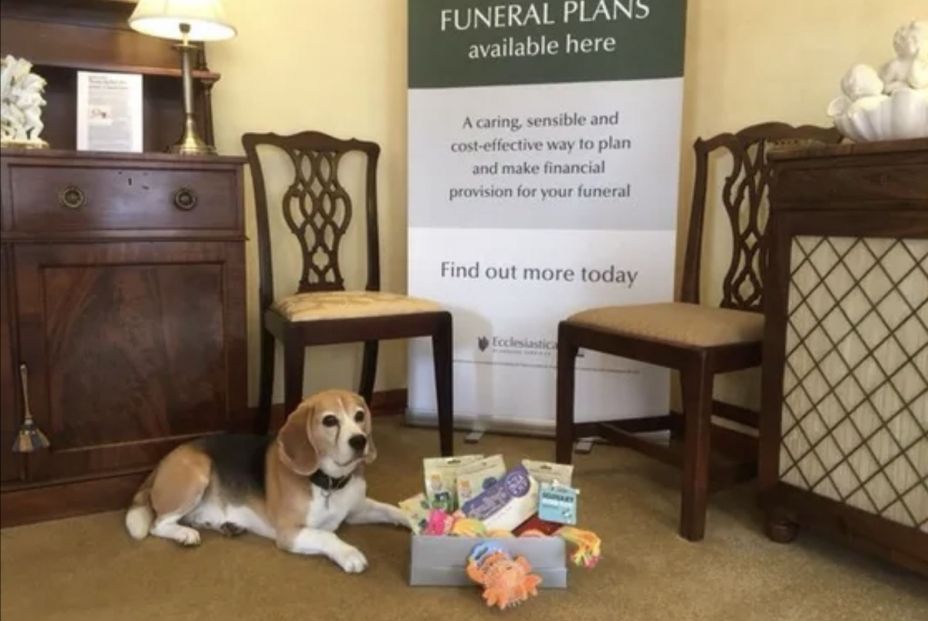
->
<box><xmin>13</xmin><ymin>241</ymin><xmax>246</xmax><ymax>482</ymax></box>
<box><xmin>1</xmin><ymin>244</ymin><xmax>25</xmax><ymax>483</ymax></box>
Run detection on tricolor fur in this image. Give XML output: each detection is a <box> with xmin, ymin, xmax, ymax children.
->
<box><xmin>125</xmin><ymin>389</ymin><xmax>409</xmax><ymax>573</ymax></box>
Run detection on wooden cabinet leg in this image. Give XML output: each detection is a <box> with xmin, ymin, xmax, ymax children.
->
<box><xmin>766</xmin><ymin>514</ymin><xmax>799</xmax><ymax>543</ymax></box>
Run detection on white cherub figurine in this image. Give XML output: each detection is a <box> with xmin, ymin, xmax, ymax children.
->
<box><xmin>840</xmin><ymin>64</ymin><xmax>884</xmax><ymax>99</ymax></box>
<box><xmin>1</xmin><ymin>55</ymin><xmax>48</xmax><ymax>147</ymax></box>
<box><xmin>880</xmin><ymin>20</ymin><xmax>928</xmax><ymax>93</ymax></box>
<box><xmin>827</xmin><ymin>21</ymin><xmax>928</xmax><ymax>142</ymax></box>
<box><xmin>828</xmin><ymin>64</ymin><xmax>887</xmax><ymax>119</ymax></box>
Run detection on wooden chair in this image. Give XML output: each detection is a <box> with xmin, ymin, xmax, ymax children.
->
<box><xmin>242</xmin><ymin>131</ymin><xmax>453</xmax><ymax>455</ymax></box>
<box><xmin>554</xmin><ymin>122</ymin><xmax>841</xmax><ymax>541</ymax></box>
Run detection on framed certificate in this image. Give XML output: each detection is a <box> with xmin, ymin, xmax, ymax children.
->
<box><xmin>76</xmin><ymin>71</ymin><xmax>143</xmax><ymax>152</ymax></box>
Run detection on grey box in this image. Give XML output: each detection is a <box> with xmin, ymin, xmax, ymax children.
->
<box><xmin>409</xmin><ymin>535</ymin><xmax>567</xmax><ymax>588</ymax></box>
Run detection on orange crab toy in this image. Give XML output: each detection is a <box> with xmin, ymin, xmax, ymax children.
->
<box><xmin>466</xmin><ymin>543</ymin><xmax>542</xmax><ymax>610</ymax></box>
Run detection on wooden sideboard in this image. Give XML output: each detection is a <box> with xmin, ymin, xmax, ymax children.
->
<box><xmin>0</xmin><ymin>149</ymin><xmax>248</xmax><ymax>525</ymax></box>
<box><xmin>0</xmin><ymin>0</ymin><xmax>252</xmax><ymax>527</ymax></box>
<box><xmin>761</xmin><ymin>138</ymin><xmax>928</xmax><ymax>575</ymax></box>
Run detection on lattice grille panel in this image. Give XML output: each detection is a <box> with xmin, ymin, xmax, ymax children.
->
<box><xmin>780</xmin><ymin>236</ymin><xmax>928</xmax><ymax>532</ymax></box>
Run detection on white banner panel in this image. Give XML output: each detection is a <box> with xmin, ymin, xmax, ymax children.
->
<box><xmin>408</xmin><ymin>0</ymin><xmax>687</xmax><ymax>429</ymax></box>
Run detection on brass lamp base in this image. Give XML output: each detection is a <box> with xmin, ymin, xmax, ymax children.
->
<box><xmin>169</xmin><ymin>116</ymin><xmax>216</xmax><ymax>155</ymax></box>
<box><xmin>169</xmin><ymin>29</ymin><xmax>215</xmax><ymax>156</ymax></box>
<box><xmin>169</xmin><ymin>141</ymin><xmax>216</xmax><ymax>156</ymax></box>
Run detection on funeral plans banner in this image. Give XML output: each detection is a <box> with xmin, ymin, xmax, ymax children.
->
<box><xmin>408</xmin><ymin>0</ymin><xmax>687</xmax><ymax>428</ymax></box>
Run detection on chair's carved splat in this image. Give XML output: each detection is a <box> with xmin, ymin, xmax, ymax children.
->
<box><xmin>691</xmin><ymin>124</ymin><xmax>842</xmax><ymax>313</ymax></box>
<box><xmin>242</xmin><ymin>130</ymin><xmax>381</xmax><ymax>302</ymax></box>
<box><xmin>720</xmin><ymin>138</ymin><xmax>772</xmax><ymax>312</ymax></box>
<box><xmin>283</xmin><ymin>148</ymin><xmax>352</xmax><ymax>291</ymax></box>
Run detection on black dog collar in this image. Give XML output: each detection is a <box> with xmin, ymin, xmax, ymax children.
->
<box><xmin>309</xmin><ymin>469</ymin><xmax>352</xmax><ymax>492</ymax></box>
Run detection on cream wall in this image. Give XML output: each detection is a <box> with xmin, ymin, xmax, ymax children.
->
<box><xmin>208</xmin><ymin>0</ymin><xmax>921</xmax><ymax>409</ymax></box>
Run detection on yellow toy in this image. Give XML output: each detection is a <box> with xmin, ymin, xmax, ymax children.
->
<box><xmin>555</xmin><ymin>526</ymin><xmax>602</xmax><ymax>568</ymax></box>
<box><xmin>451</xmin><ymin>517</ymin><xmax>487</xmax><ymax>537</ymax></box>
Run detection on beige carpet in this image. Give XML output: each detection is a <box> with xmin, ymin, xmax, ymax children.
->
<box><xmin>2</xmin><ymin>417</ymin><xmax>925</xmax><ymax>621</ymax></box>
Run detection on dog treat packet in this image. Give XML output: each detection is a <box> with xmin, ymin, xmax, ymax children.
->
<box><xmin>423</xmin><ymin>454</ymin><xmax>483</xmax><ymax>511</ymax></box>
<box><xmin>460</xmin><ymin>465</ymin><xmax>539</xmax><ymax>531</ymax></box>
<box><xmin>456</xmin><ymin>454</ymin><xmax>507</xmax><ymax>505</ymax></box>
<box><xmin>522</xmin><ymin>459</ymin><xmax>574</xmax><ymax>487</ymax></box>
<box><xmin>538</xmin><ymin>482</ymin><xmax>579</xmax><ymax>525</ymax></box>
<box><xmin>398</xmin><ymin>493</ymin><xmax>432</xmax><ymax>534</ymax></box>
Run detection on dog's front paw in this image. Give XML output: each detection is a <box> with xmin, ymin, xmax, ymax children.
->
<box><xmin>176</xmin><ymin>527</ymin><xmax>201</xmax><ymax>547</ymax></box>
<box><xmin>332</xmin><ymin>545</ymin><xmax>368</xmax><ymax>573</ymax></box>
<box><xmin>387</xmin><ymin>506</ymin><xmax>413</xmax><ymax>529</ymax></box>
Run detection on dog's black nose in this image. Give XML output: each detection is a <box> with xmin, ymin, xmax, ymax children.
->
<box><xmin>348</xmin><ymin>434</ymin><xmax>367</xmax><ymax>452</ymax></box>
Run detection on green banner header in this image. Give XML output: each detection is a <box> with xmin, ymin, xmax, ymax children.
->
<box><xmin>409</xmin><ymin>0</ymin><xmax>686</xmax><ymax>88</ymax></box>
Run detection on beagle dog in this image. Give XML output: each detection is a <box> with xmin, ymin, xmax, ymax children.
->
<box><xmin>124</xmin><ymin>389</ymin><xmax>410</xmax><ymax>573</ymax></box>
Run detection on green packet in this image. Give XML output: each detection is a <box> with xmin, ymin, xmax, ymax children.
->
<box><xmin>423</xmin><ymin>454</ymin><xmax>483</xmax><ymax>511</ymax></box>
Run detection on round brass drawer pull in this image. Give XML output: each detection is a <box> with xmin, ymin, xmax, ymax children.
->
<box><xmin>173</xmin><ymin>187</ymin><xmax>198</xmax><ymax>211</ymax></box>
<box><xmin>58</xmin><ymin>185</ymin><xmax>86</xmax><ymax>210</ymax></box>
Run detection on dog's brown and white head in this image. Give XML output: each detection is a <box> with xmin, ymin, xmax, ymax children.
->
<box><xmin>277</xmin><ymin>390</ymin><xmax>377</xmax><ymax>478</ymax></box>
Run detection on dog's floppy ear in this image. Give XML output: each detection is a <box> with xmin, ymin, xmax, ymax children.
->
<box><xmin>278</xmin><ymin>400</ymin><xmax>318</xmax><ymax>476</ymax></box>
<box><xmin>362</xmin><ymin>399</ymin><xmax>377</xmax><ymax>464</ymax></box>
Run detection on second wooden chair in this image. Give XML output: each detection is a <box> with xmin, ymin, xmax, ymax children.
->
<box><xmin>554</xmin><ymin>122</ymin><xmax>841</xmax><ymax>540</ymax></box>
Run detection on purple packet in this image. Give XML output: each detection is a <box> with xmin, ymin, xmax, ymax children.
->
<box><xmin>460</xmin><ymin>465</ymin><xmax>538</xmax><ymax>531</ymax></box>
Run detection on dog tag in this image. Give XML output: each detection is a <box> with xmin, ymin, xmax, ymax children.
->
<box><xmin>538</xmin><ymin>482</ymin><xmax>579</xmax><ymax>525</ymax></box>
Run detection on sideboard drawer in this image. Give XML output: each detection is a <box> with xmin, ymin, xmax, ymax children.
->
<box><xmin>7</xmin><ymin>162</ymin><xmax>240</xmax><ymax>233</ymax></box>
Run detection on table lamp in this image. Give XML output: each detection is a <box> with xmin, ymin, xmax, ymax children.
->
<box><xmin>128</xmin><ymin>0</ymin><xmax>236</xmax><ymax>155</ymax></box>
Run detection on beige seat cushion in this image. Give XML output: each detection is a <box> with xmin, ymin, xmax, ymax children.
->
<box><xmin>273</xmin><ymin>290</ymin><xmax>441</xmax><ymax>322</ymax></box>
<box><xmin>567</xmin><ymin>302</ymin><xmax>764</xmax><ymax>347</ymax></box>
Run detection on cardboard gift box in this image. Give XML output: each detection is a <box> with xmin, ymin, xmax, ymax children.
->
<box><xmin>409</xmin><ymin>535</ymin><xmax>567</xmax><ymax>588</ymax></box>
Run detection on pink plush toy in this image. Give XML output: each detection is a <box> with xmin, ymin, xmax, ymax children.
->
<box><xmin>423</xmin><ymin>508</ymin><xmax>455</xmax><ymax>535</ymax></box>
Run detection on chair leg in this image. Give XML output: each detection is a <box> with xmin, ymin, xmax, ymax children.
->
<box><xmin>255</xmin><ymin>326</ymin><xmax>275</xmax><ymax>434</ymax></box>
<box><xmin>358</xmin><ymin>340</ymin><xmax>379</xmax><ymax>405</ymax></box>
<box><xmin>679</xmin><ymin>360</ymin><xmax>714</xmax><ymax>541</ymax></box>
<box><xmin>283</xmin><ymin>339</ymin><xmax>306</xmax><ymax>427</ymax></box>
<box><xmin>556</xmin><ymin>323</ymin><xmax>579</xmax><ymax>464</ymax></box>
<box><xmin>431</xmin><ymin>312</ymin><xmax>454</xmax><ymax>456</ymax></box>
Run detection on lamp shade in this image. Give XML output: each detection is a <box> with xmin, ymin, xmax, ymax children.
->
<box><xmin>129</xmin><ymin>0</ymin><xmax>236</xmax><ymax>42</ymax></box>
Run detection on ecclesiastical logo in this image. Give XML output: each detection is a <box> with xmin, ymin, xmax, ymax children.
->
<box><xmin>477</xmin><ymin>336</ymin><xmax>490</xmax><ymax>351</ymax></box>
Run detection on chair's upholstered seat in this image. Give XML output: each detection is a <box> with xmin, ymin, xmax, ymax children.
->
<box><xmin>567</xmin><ymin>302</ymin><xmax>764</xmax><ymax>348</ymax></box>
<box><xmin>273</xmin><ymin>290</ymin><xmax>441</xmax><ymax>322</ymax></box>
